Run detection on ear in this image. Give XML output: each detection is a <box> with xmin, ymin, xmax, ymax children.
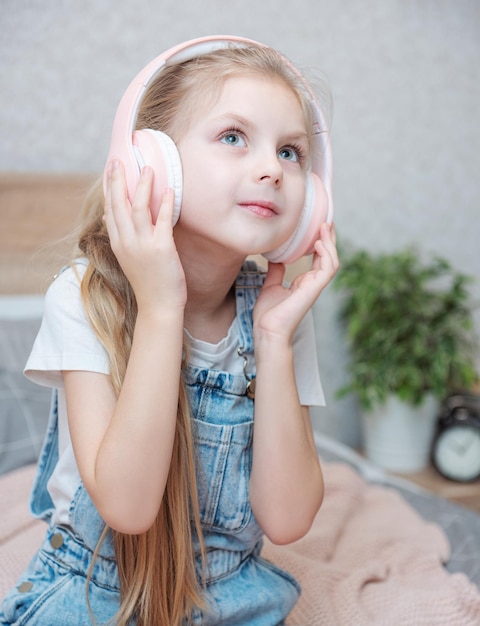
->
<box><xmin>263</xmin><ymin>173</ymin><xmax>329</xmax><ymax>264</ymax></box>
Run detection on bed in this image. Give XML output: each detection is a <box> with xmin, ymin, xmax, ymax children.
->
<box><xmin>1</xmin><ymin>174</ymin><xmax>479</xmax><ymax>624</ymax></box>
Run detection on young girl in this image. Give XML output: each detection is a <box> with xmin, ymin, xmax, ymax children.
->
<box><xmin>0</xmin><ymin>36</ymin><xmax>337</xmax><ymax>625</ymax></box>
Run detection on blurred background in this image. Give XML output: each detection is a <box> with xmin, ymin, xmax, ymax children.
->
<box><xmin>1</xmin><ymin>0</ymin><xmax>479</xmax><ymax>448</ymax></box>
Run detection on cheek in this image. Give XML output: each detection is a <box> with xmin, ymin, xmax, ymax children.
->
<box><xmin>178</xmin><ymin>167</ymin><xmax>219</xmax><ymax>226</ymax></box>
<box><xmin>180</xmin><ymin>153</ymin><xmax>231</xmax><ymax>211</ymax></box>
<box><xmin>182</xmin><ymin>167</ymin><xmax>213</xmax><ymax>203</ymax></box>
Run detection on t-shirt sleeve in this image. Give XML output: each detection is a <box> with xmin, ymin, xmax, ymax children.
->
<box><xmin>24</xmin><ymin>264</ymin><xmax>110</xmax><ymax>389</ymax></box>
<box><xmin>292</xmin><ymin>309</ymin><xmax>326</xmax><ymax>407</ymax></box>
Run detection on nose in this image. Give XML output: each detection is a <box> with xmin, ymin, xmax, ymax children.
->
<box><xmin>254</xmin><ymin>150</ymin><xmax>283</xmax><ymax>186</ymax></box>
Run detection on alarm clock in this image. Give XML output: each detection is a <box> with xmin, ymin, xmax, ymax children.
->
<box><xmin>431</xmin><ymin>393</ymin><xmax>480</xmax><ymax>482</ymax></box>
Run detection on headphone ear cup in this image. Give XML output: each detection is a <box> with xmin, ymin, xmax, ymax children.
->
<box><xmin>129</xmin><ymin>129</ymin><xmax>183</xmax><ymax>224</ymax></box>
<box><xmin>263</xmin><ymin>173</ymin><xmax>329</xmax><ymax>264</ymax></box>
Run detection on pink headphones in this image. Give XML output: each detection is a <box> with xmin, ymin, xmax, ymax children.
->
<box><xmin>103</xmin><ymin>35</ymin><xmax>333</xmax><ymax>264</ymax></box>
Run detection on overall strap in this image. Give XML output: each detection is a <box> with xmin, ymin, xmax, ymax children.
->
<box><xmin>234</xmin><ymin>260</ymin><xmax>265</xmax><ymax>360</ymax></box>
<box><xmin>29</xmin><ymin>390</ymin><xmax>59</xmax><ymax>520</ymax></box>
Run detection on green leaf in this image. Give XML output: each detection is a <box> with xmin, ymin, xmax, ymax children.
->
<box><xmin>334</xmin><ymin>244</ymin><xmax>479</xmax><ymax>411</ymax></box>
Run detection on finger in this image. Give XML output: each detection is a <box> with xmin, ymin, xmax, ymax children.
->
<box><xmin>330</xmin><ymin>222</ymin><xmax>337</xmax><ymax>247</ymax></box>
<box><xmin>110</xmin><ymin>161</ymin><xmax>147</xmax><ymax>253</ymax></box>
<box><xmin>108</xmin><ymin>160</ymin><xmax>135</xmax><ymax>240</ymax></box>
<box><xmin>109</xmin><ymin>160</ymin><xmax>129</xmax><ymax>209</ymax></box>
<box><xmin>316</xmin><ymin>223</ymin><xmax>338</xmax><ymax>268</ymax></box>
<box><xmin>326</xmin><ymin>223</ymin><xmax>340</xmax><ymax>273</ymax></box>
<box><xmin>130</xmin><ymin>166</ymin><xmax>155</xmax><ymax>235</ymax></box>
<box><xmin>154</xmin><ymin>187</ymin><xmax>175</xmax><ymax>227</ymax></box>
<box><xmin>103</xmin><ymin>161</ymin><xmax>121</xmax><ymax>242</ymax></box>
<box><xmin>151</xmin><ymin>188</ymin><xmax>176</xmax><ymax>250</ymax></box>
<box><xmin>310</xmin><ymin>225</ymin><xmax>337</xmax><ymax>270</ymax></box>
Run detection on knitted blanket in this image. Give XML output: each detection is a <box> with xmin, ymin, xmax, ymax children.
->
<box><xmin>262</xmin><ymin>462</ymin><xmax>480</xmax><ymax>625</ymax></box>
<box><xmin>2</xmin><ymin>463</ymin><xmax>480</xmax><ymax>624</ymax></box>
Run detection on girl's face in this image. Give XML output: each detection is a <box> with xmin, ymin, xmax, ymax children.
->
<box><xmin>174</xmin><ymin>74</ymin><xmax>310</xmax><ymax>260</ymax></box>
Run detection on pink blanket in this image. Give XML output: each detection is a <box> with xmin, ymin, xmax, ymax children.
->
<box><xmin>263</xmin><ymin>462</ymin><xmax>480</xmax><ymax>625</ymax></box>
<box><xmin>2</xmin><ymin>463</ymin><xmax>480</xmax><ymax>624</ymax></box>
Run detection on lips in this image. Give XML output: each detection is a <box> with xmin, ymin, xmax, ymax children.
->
<box><xmin>238</xmin><ymin>201</ymin><xmax>279</xmax><ymax>218</ymax></box>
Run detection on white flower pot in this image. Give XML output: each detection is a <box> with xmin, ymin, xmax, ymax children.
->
<box><xmin>362</xmin><ymin>394</ymin><xmax>439</xmax><ymax>473</ymax></box>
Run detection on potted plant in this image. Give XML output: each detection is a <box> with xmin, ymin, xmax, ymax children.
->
<box><xmin>334</xmin><ymin>246</ymin><xmax>478</xmax><ymax>472</ymax></box>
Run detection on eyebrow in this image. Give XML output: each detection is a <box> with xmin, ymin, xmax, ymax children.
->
<box><xmin>212</xmin><ymin>113</ymin><xmax>254</xmax><ymax>130</ymax></box>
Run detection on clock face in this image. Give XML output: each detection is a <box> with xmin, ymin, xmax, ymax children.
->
<box><xmin>433</xmin><ymin>425</ymin><xmax>480</xmax><ymax>482</ymax></box>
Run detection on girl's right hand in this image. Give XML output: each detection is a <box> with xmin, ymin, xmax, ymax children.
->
<box><xmin>103</xmin><ymin>160</ymin><xmax>187</xmax><ymax>313</ymax></box>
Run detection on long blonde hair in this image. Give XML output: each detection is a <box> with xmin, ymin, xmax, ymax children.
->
<box><xmin>75</xmin><ymin>43</ymin><xmax>324</xmax><ymax>625</ymax></box>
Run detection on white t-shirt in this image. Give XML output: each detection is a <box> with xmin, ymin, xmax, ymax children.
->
<box><xmin>25</xmin><ymin>263</ymin><xmax>325</xmax><ymax>526</ymax></box>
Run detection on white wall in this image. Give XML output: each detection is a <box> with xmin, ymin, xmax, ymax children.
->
<box><xmin>2</xmin><ymin>0</ymin><xmax>479</xmax><ymax>446</ymax></box>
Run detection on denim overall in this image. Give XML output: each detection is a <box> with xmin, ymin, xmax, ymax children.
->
<box><xmin>0</xmin><ymin>263</ymin><xmax>300</xmax><ymax>625</ymax></box>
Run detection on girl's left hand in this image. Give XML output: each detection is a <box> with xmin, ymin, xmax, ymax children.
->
<box><xmin>253</xmin><ymin>222</ymin><xmax>338</xmax><ymax>343</ymax></box>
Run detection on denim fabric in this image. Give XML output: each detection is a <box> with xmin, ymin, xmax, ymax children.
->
<box><xmin>0</xmin><ymin>526</ymin><xmax>119</xmax><ymax>625</ymax></box>
<box><xmin>0</xmin><ymin>263</ymin><xmax>300</xmax><ymax>625</ymax></box>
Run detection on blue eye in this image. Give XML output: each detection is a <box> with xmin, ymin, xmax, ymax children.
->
<box><xmin>220</xmin><ymin>131</ymin><xmax>246</xmax><ymax>147</ymax></box>
<box><xmin>279</xmin><ymin>147</ymin><xmax>300</xmax><ymax>163</ymax></box>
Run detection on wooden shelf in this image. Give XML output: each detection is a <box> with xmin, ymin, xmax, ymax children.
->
<box><xmin>393</xmin><ymin>464</ymin><xmax>480</xmax><ymax>513</ymax></box>
<box><xmin>0</xmin><ymin>173</ymin><xmax>97</xmax><ymax>294</ymax></box>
